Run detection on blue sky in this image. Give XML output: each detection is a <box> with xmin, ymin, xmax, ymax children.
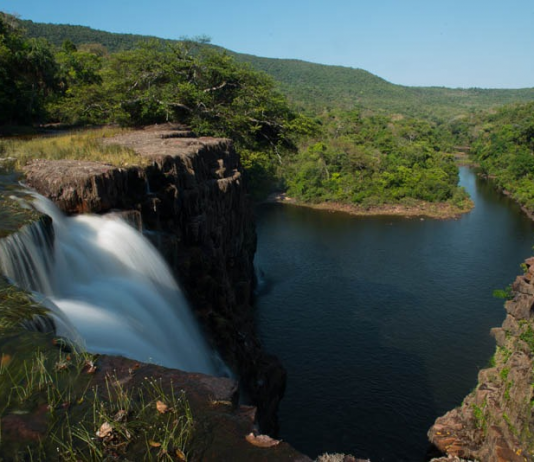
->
<box><xmin>2</xmin><ymin>0</ymin><xmax>533</xmax><ymax>89</ymax></box>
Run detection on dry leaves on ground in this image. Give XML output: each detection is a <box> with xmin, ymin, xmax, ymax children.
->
<box><xmin>245</xmin><ymin>432</ymin><xmax>281</xmax><ymax>448</ymax></box>
<box><xmin>96</xmin><ymin>422</ymin><xmax>113</xmax><ymax>438</ymax></box>
<box><xmin>156</xmin><ymin>400</ymin><xmax>169</xmax><ymax>414</ymax></box>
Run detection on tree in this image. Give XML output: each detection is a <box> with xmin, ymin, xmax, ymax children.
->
<box><xmin>0</xmin><ymin>13</ymin><xmax>60</xmax><ymax>124</ymax></box>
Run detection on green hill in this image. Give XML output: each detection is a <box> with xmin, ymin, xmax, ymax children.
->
<box><xmin>20</xmin><ymin>19</ymin><xmax>534</xmax><ymax>118</ymax></box>
<box><xmin>235</xmin><ymin>53</ymin><xmax>534</xmax><ymax>117</ymax></box>
<box><xmin>20</xmin><ymin>20</ymin><xmax>169</xmax><ymax>52</ymax></box>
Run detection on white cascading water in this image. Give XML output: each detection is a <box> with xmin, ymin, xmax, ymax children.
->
<box><xmin>0</xmin><ymin>192</ymin><xmax>221</xmax><ymax>376</ymax></box>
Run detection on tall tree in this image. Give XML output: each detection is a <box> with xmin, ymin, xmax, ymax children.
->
<box><xmin>0</xmin><ymin>13</ymin><xmax>58</xmax><ymax>124</ymax></box>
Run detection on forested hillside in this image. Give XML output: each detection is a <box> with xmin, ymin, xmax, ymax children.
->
<box><xmin>3</xmin><ymin>14</ymin><xmax>533</xmax><ymax>214</ymax></box>
<box><xmin>470</xmin><ymin>102</ymin><xmax>534</xmax><ymax>214</ymax></box>
<box><xmin>21</xmin><ymin>19</ymin><xmax>534</xmax><ymax>118</ymax></box>
<box><xmin>234</xmin><ymin>53</ymin><xmax>534</xmax><ymax>117</ymax></box>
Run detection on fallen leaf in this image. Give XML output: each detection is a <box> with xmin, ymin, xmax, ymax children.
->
<box><xmin>84</xmin><ymin>360</ymin><xmax>97</xmax><ymax>374</ymax></box>
<box><xmin>96</xmin><ymin>422</ymin><xmax>113</xmax><ymax>438</ymax></box>
<box><xmin>175</xmin><ymin>449</ymin><xmax>186</xmax><ymax>460</ymax></box>
<box><xmin>0</xmin><ymin>354</ymin><xmax>11</xmax><ymax>367</ymax></box>
<box><xmin>156</xmin><ymin>400</ymin><xmax>168</xmax><ymax>414</ymax></box>
<box><xmin>55</xmin><ymin>361</ymin><xmax>69</xmax><ymax>372</ymax></box>
<box><xmin>245</xmin><ymin>432</ymin><xmax>281</xmax><ymax>448</ymax></box>
<box><xmin>148</xmin><ymin>440</ymin><xmax>161</xmax><ymax>448</ymax></box>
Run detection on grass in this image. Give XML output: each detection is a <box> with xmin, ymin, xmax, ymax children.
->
<box><xmin>0</xmin><ymin>283</ymin><xmax>194</xmax><ymax>460</ymax></box>
<box><xmin>503</xmin><ymin>412</ymin><xmax>519</xmax><ymax>437</ymax></box>
<box><xmin>500</xmin><ymin>367</ymin><xmax>510</xmax><ymax>381</ymax></box>
<box><xmin>471</xmin><ymin>399</ymin><xmax>489</xmax><ymax>434</ymax></box>
<box><xmin>0</xmin><ymin>347</ymin><xmax>195</xmax><ymax>461</ymax></box>
<box><xmin>0</xmin><ymin>127</ymin><xmax>148</xmax><ymax>169</ymax></box>
<box><xmin>520</xmin><ymin>325</ymin><xmax>534</xmax><ymax>352</ymax></box>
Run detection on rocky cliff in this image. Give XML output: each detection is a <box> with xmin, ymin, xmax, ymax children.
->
<box><xmin>22</xmin><ymin>124</ymin><xmax>286</xmax><ymax>435</ymax></box>
<box><xmin>429</xmin><ymin>257</ymin><xmax>534</xmax><ymax>462</ymax></box>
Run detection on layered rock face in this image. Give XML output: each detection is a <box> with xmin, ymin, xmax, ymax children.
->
<box><xmin>22</xmin><ymin>125</ymin><xmax>285</xmax><ymax>434</ymax></box>
<box><xmin>429</xmin><ymin>257</ymin><xmax>534</xmax><ymax>462</ymax></box>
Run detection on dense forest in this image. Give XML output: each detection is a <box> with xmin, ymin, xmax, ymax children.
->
<box><xmin>469</xmin><ymin>102</ymin><xmax>534</xmax><ymax>213</ymax></box>
<box><xmin>284</xmin><ymin>110</ymin><xmax>468</xmax><ymax>206</ymax></box>
<box><xmin>20</xmin><ymin>19</ymin><xmax>534</xmax><ymax>118</ymax></box>
<box><xmin>2</xmin><ymin>13</ymin><xmax>533</xmax><ymax>211</ymax></box>
<box><xmin>0</xmin><ymin>13</ymin><xmax>315</xmax><ymax>195</ymax></box>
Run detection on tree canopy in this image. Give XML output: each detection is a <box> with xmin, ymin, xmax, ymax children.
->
<box><xmin>471</xmin><ymin>102</ymin><xmax>534</xmax><ymax>213</ymax></box>
<box><xmin>4</xmin><ymin>13</ymin><xmax>533</xmax><ymax>210</ymax></box>
<box><xmin>0</xmin><ymin>13</ymin><xmax>59</xmax><ymax>124</ymax></box>
<box><xmin>284</xmin><ymin>110</ymin><xmax>468</xmax><ymax>207</ymax></box>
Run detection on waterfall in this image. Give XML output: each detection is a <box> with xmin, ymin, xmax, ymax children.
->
<box><xmin>0</xmin><ymin>193</ymin><xmax>221</xmax><ymax>376</ymax></box>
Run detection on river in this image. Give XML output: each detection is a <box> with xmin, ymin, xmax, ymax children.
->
<box><xmin>253</xmin><ymin>167</ymin><xmax>534</xmax><ymax>461</ymax></box>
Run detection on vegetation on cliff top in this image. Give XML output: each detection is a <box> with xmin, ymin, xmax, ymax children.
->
<box><xmin>0</xmin><ymin>324</ymin><xmax>195</xmax><ymax>460</ymax></box>
<box><xmin>0</xmin><ymin>128</ymin><xmax>147</xmax><ymax>169</ymax></box>
<box><xmin>2</xmin><ymin>12</ymin><xmax>533</xmax><ymax>213</ymax></box>
<box><xmin>0</xmin><ymin>12</ymin><xmax>313</xmax><ymax>196</ymax></box>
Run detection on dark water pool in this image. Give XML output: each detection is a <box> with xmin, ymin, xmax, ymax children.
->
<box><xmin>253</xmin><ymin>167</ymin><xmax>534</xmax><ymax>461</ymax></box>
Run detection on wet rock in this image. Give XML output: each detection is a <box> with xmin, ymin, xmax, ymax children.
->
<box><xmin>1</xmin><ymin>405</ymin><xmax>48</xmax><ymax>442</ymax></box>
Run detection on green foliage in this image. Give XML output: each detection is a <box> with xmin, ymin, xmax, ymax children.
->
<box><xmin>0</xmin><ymin>13</ymin><xmax>59</xmax><ymax>124</ymax></box>
<box><xmin>520</xmin><ymin>325</ymin><xmax>534</xmax><ymax>352</ymax></box>
<box><xmin>8</xmin><ymin>14</ymin><xmax>534</xmax><ymax>204</ymax></box>
<box><xmin>285</xmin><ymin>110</ymin><xmax>465</xmax><ymax>205</ymax></box>
<box><xmin>493</xmin><ymin>285</ymin><xmax>514</xmax><ymax>300</ymax></box>
<box><xmin>46</xmin><ymin>40</ymin><xmax>104</xmax><ymax>124</ymax></box>
<box><xmin>21</xmin><ymin>19</ymin><xmax>171</xmax><ymax>53</ymax></box>
<box><xmin>0</xmin><ymin>15</ymin><xmax>310</xmax><ymax>197</ymax></box>
<box><xmin>89</xmin><ymin>40</ymin><xmax>306</xmax><ymax>155</ymax></box>
<box><xmin>471</xmin><ymin>102</ymin><xmax>534</xmax><ymax>214</ymax></box>
<box><xmin>0</xmin><ymin>349</ymin><xmax>195</xmax><ymax>460</ymax></box>
<box><xmin>471</xmin><ymin>401</ymin><xmax>488</xmax><ymax>433</ymax></box>
<box><xmin>503</xmin><ymin>412</ymin><xmax>519</xmax><ymax>436</ymax></box>
<box><xmin>20</xmin><ymin>18</ymin><xmax>534</xmax><ymax>120</ymax></box>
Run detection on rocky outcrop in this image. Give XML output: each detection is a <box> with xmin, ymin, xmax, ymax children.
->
<box><xmin>22</xmin><ymin>124</ymin><xmax>286</xmax><ymax>435</ymax></box>
<box><xmin>428</xmin><ymin>257</ymin><xmax>534</xmax><ymax>462</ymax></box>
<box><xmin>0</xmin><ymin>346</ymin><xmax>308</xmax><ymax>461</ymax></box>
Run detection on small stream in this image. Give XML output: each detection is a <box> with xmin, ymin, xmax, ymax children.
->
<box><xmin>254</xmin><ymin>167</ymin><xmax>534</xmax><ymax>461</ymax></box>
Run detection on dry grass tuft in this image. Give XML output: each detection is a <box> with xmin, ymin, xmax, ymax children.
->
<box><xmin>0</xmin><ymin>128</ymin><xmax>148</xmax><ymax>169</ymax></box>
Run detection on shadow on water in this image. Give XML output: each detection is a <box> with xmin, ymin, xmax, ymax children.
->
<box><xmin>253</xmin><ymin>167</ymin><xmax>534</xmax><ymax>461</ymax></box>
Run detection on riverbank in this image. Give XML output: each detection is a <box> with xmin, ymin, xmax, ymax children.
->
<box><xmin>264</xmin><ymin>192</ymin><xmax>474</xmax><ymax>220</ymax></box>
<box><xmin>429</xmin><ymin>256</ymin><xmax>534</xmax><ymax>461</ymax></box>
<box><xmin>490</xmin><ymin>181</ymin><xmax>534</xmax><ymax>223</ymax></box>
